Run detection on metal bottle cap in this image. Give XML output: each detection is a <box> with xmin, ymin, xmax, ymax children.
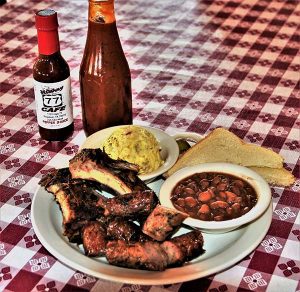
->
<box><xmin>35</xmin><ymin>9</ymin><xmax>59</xmax><ymax>31</ymax></box>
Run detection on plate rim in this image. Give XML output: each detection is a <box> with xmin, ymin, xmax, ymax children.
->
<box><xmin>31</xmin><ymin>184</ymin><xmax>272</xmax><ymax>285</ymax></box>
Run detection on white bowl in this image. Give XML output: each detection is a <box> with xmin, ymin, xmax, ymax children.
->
<box><xmin>159</xmin><ymin>163</ymin><xmax>272</xmax><ymax>233</ymax></box>
<box><xmin>80</xmin><ymin>125</ymin><xmax>179</xmax><ymax>182</ymax></box>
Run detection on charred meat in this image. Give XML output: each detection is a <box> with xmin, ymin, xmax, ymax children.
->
<box><xmin>82</xmin><ymin>221</ymin><xmax>107</xmax><ymax>256</ymax></box>
<box><xmin>107</xmin><ymin>218</ymin><xmax>141</xmax><ymax>242</ymax></box>
<box><xmin>160</xmin><ymin>241</ymin><xmax>185</xmax><ymax>267</ymax></box>
<box><xmin>39</xmin><ymin>168</ymin><xmax>72</xmax><ymax>194</ymax></box>
<box><xmin>106</xmin><ymin>240</ymin><xmax>168</xmax><ymax>271</ymax></box>
<box><xmin>38</xmin><ymin>148</ymin><xmax>205</xmax><ymax>270</ymax></box>
<box><xmin>53</xmin><ymin>183</ymin><xmax>101</xmax><ymax>224</ymax></box>
<box><xmin>142</xmin><ymin>204</ymin><xmax>188</xmax><ymax>241</ymax></box>
<box><xmin>170</xmin><ymin>229</ymin><xmax>204</xmax><ymax>261</ymax></box>
<box><xmin>46</xmin><ymin>180</ymin><xmax>103</xmax><ymax>243</ymax></box>
<box><xmin>159</xmin><ymin>230</ymin><xmax>204</xmax><ymax>267</ymax></box>
<box><xmin>106</xmin><ymin>218</ymin><xmax>151</xmax><ymax>243</ymax></box>
<box><xmin>96</xmin><ymin>190</ymin><xmax>157</xmax><ymax>219</ymax></box>
<box><xmin>69</xmin><ymin>149</ymin><xmax>150</xmax><ymax>195</ymax></box>
<box><xmin>105</xmin><ymin>230</ymin><xmax>204</xmax><ymax>271</ymax></box>
<box><xmin>39</xmin><ymin>167</ymin><xmax>110</xmax><ymax>195</ymax></box>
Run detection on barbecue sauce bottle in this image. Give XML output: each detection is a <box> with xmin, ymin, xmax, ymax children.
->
<box><xmin>33</xmin><ymin>9</ymin><xmax>74</xmax><ymax>141</ymax></box>
<box><xmin>80</xmin><ymin>0</ymin><xmax>132</xmax><ymax>136</ymax></box>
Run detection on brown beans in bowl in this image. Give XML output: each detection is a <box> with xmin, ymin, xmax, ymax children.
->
<box><xmin>171</xmin><ymin>172</ymin><xmax>258</xmax><ymax>221</ymax></box>
<box><xmin>159</xmin><ymin>163</ymin><xmax>271</xmax><ymax>233</ymax></box>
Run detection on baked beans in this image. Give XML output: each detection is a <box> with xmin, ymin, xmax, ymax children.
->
<box><xmin>171</xmin><ymin>172</ymin><xmax>258</xmax><ymax>221</ymax></box>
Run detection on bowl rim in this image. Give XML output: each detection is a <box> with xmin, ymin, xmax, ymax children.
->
<box><xmin>80</xmin><ymin>125</ymin><xmax>180</xmax><ymax>182</ymax></box>
<box><xmin>159</xmin><ymin>162</ymin><xmax>272</xmax><ymax>230</ymax></box>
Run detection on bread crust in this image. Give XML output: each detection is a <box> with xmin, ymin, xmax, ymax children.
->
<box><xmin>249</xmin><ymin>167</ymin><xmax>295</xmax><ymax>187</ymax></box>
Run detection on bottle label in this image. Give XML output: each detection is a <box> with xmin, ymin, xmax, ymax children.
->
<box><xmin>34</xmin><ymin>77</ymin><xmax>73</xmax><ymax>129</ymax></box>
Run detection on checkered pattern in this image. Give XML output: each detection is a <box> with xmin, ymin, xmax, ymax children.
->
<box><xmin>1</xmin><ymin>0</ymin><xmax>299</xmax><ymax>291</ymax></box>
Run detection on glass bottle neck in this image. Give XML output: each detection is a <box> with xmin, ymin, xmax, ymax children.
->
<box><xmin>88</xmin><ymin>0</ymin><xmax>116</xmax><ymax>24</ymax></box>
<box><xmin>37</xmin><ymin>29</ymin><xmax>60</xmax><ymax>55</ymax></box>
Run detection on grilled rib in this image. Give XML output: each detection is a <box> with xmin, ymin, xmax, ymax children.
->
<box><xmin>82</xmin><ymin>221</ymin><xmax>107</xmax><ymax>256</ymax></box>
<box><xmin>107</xmin><ymin>218</ymin><xmax>141</xmax><ymax>242</ymax></box>
<box><xmin>170</xmin><ymin>229</ymin><xmax>204</xmax><ymax>261</ymax></box>
<box><xmin>39</xmin><ymin>168</ymin><xmax>72</xmax><ymax>194</ymax></box>
<box><xmin>142</xmin><ymin>204</ymin><xmax>188</xmax><ymax>241</ymax></box>
<box><xmin>96</xmin><ymin>190</ymin><xmax>157</xmax><ymax>219</ymax></box>
<box><xmin>160</xmin><ymin>241</ymin><xmax>185</xmax><ymax>267</ymax></box>
<box><xmin>41</xmin><ymin>178</ymin><xmax>103</xmax><ymax>243</ymax></box>
<box><xmin>105</xmin><ymin>230</ymin><xmax>204</xmax><ymax>271</ymax></box>
<box><xmin>69</xmin><ymin>149</ymin><xmax>150</xmax><ymax>195</ymax></box>
<box><xmin>39</xmin><ymin>150</ymin><xmax>205</xmax><ymax>269</ymax></box>
<box><xmin>106</xmin><ymin>240</ymin><xmax>168</xmax><ymax>271</ymax></box>
<box><xmin>38</xmin><ymin>167</ymin><xmax>113</xmax><ymax>195</ymax></box>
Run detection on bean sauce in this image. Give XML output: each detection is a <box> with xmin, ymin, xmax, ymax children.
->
<box><xmin>171</xmin><ymin>172</ymin><xmax>258</xmax><ymax>221</ymax></box>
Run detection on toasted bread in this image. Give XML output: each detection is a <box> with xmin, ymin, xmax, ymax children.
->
<box><xmin>165</xmin><ymin>128</ymin><xmax>295</xmax><ymax>186</ymax></box>
<box><xmin>249</xmin><ymin>166</ymin><xmax>295</xmax><ymax>187</ymax></box>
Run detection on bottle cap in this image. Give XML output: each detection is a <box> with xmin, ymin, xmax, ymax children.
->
<box><xmin>35</xmin><ymin>9</ymin><xmax>59</xmax><ymax>31</ymax></box>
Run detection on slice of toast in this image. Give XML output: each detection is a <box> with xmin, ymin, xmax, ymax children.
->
<box><xmin>165</xmin><ymin>128</ymin><xmax>295</xmax><ymax>186</ymax></box>
<box><xmin>249</xmin><ymin>167</ymin><xmax>295</xmax><ymax>187</ymax></box>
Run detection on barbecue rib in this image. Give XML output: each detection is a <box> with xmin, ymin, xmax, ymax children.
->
<box><xmin>69</xmin><ymin>149</ymin><xmax>150</xmax><ymax>195</ymax></box>
<box><xmin>160</xmin><ymin>229</ymin><xmax>204</xmax><ymax>267</ymax></box>
<box><xmin>170</xmin><ymin>229</ymin><xmax>204</xmax><ymax>261</ymax></box>
<box><xmin>38</xmin><ymin>149</ymin><xmax>205</xmax><ymax>270</ymax></box>
<box><xmin>142</xmin><ymin>204</ymin><xmax>188</xmax><ymax>241</ymax></box>
<box><xmin>82</xmin><ymin>221</ymin><xmax>107</xmax><ymax>256</ymax></box>
<box><xmin>39</xmin><ymin>167</ymin><xmax>112</xmax><ymax>196</ymax></box>
<box><xmin>105</xmin><ymin>230</ymin><xmax>204</xmax><ymax>271</ymax></box>
<box><xmin>39</xmin><ymin>171</ymin><xmax>104</xmax><ymax>243</ymax></box>
<box><xmin>96</xmin><ymin>190</ymin><xmax>157</xmax><ymax>219</ymax></box>
<box><xmin>39</xmin><ymin>168</ymin><xmax>72</xmax><ymax>193</ymax></box>
<box><xmin>160</xmin><ymin>241</ymin><xmax>185</xmax><ymax>267</ymax></box>
<box><xmin>107</xmin><ymin>218</ymin><xmax>141</xmax><ymax>242</ymax></box>
<box><xmin>106</xmin><ymin>240</ymin><xmax>168</xmax><ymax>271</ymax></box>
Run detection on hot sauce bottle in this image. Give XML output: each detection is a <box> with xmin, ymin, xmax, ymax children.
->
<box><xmin>80</xmin><ymin>0</ymin><xmax>132</xmax><ymax>136</ymax></box>
<box><xmin>33</xmin><ymin>9</ymin><xmax>74</xmax><ymax>141</ymax></box>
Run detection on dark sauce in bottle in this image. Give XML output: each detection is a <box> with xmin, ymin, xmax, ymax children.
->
<box><xmin>33</xmin><ymin>9</ymin><xmax>74</xmax><ymax>141</ymax></box>
<box><xmin>80</xmin><ymin>0</ymin><xmax>132</xmax><ymax>136</ymax></box>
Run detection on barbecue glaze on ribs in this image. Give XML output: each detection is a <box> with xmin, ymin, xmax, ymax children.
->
<box><xmin>106</xmin><ymin>230</ymin><xmax>204</xmax><ymax>271</ymax></box>
<box><xmin>96</xmin><ymin>190</ymin><xmax>157</xmax><ymax>219</ymax></box>
<box><xmin>82</xmin><ymin>221</ymin><xmax>107</xmax><ymax>256</ymax></box>
<box><xmin>69</xmin><ymin>149</ymin><xmax>150</xmax><ymax>195</ymax></box>
<box><xmin>38</xmin><ymin>148</ymin><xmax>205</xmax><ymax>271</ymax></box>
<box><xmin>39</xmin><ymin>168</ymin><xmax>104</xmax><ymax>243</ymax></box>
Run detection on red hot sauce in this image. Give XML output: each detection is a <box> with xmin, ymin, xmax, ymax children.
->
<box><xmin>80</xmin><ymin>0</ymin><xmax>132</xmax><ymax>136</ymax></box>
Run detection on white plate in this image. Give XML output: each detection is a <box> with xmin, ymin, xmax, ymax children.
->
<box><xmin>31</xmin><ymin>180</ymin><xmax>272</xmax><ymax>285</ymax></box>
<box><xmin>80</xmin><ymin>125</ymin><xmax>179</xmax><ymax>182</ymax></box>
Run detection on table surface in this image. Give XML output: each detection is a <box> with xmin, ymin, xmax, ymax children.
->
<box><xmin>0</xmin><ymin>0</ymin><xmax>299</xmax><ymax>291</ymax></box>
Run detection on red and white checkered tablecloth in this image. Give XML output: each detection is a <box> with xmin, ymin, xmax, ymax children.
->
<box><xmin>0</xmin><ymin>0</ymin><xmax>299</xmax><ymax>291</ymax></box>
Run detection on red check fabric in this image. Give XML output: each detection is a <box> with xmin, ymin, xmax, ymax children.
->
<box><xmin>0</xmin><ymin>0</ymin><xmax>299</xmax><ymax>291</ymax></box>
